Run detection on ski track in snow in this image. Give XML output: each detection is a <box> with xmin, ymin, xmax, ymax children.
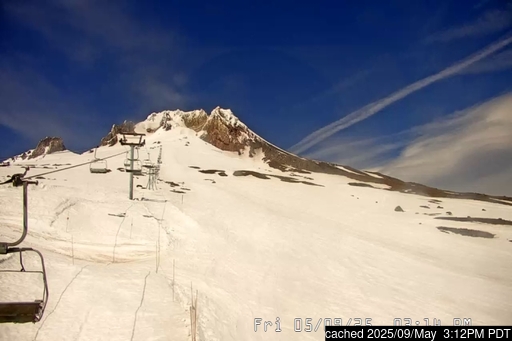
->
<box><xmin>1</xmin><ymin>120</ymin><xmax>512</xmax><ymax>340</ymax></box>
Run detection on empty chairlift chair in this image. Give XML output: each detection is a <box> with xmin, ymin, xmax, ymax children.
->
<box><xmin>89</xmin><ymin>147</ymin><xmax>108</xmax><ymax>174</ymax></box>
<box><xmin>0</xmin><ymin>180</ymin><xmax>49</xmax><ymax>323</ymax></box>
<box><xmin>131</xmin><ymin>160</ymin><xmax>143</xmax><ymax>176</ymax></box>
<box><xmin>124</xmin><ymin>148</ymin><xmax>143</xmax><ymax>176</ymax></box>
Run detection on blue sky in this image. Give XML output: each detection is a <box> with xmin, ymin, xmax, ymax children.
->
<box><xmin>1</xmin><ymin>0</ymin><xmax>512</xmax><ymax>194</ymax></box>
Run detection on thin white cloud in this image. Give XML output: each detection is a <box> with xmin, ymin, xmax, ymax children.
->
<box><xmin>290</xmin><ymin>34</ymin><xmax>512</xmax><ymax>155</ymax></box>
<box><xmin>379</xmin><ymin>93</ymin><xmax>512</xmax><ymax>196</ymax></box>
<box><xmin>303</xmin><ymin>131</ymin><xmax>413</xmax><ymax>170</ymax></box>
<box><xmin>288</xmin><ymin>69</ymin><xmax>372</xmax><ymax>111</ymax></box>
<box><xmin>458</xmin><ymin>48</ymin><xmax>512</xmax><ymax>74</ymax></box>
<box><xmin>426</xmin><ymin>8</ymin><xmax>512</xmax><ymax>43</ymax></box>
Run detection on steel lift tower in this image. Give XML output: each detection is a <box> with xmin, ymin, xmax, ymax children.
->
<box><xmin>120</xmin><ymin>133</ymin><xmax>146</xmax><ymax>200</ymax></box>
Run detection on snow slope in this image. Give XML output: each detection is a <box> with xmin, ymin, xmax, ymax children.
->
<box><xmin>1</xmin><ymin>124</ymin><xmax>512</xmax><ymax>341</ymax></box>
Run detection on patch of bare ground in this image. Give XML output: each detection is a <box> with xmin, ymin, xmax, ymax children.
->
<box><xmin>198</xmin><ymin>169</ymin><xmax>228</xmax><ymax>176</ymax></box>
<box><xmin>161</xmin><ymin>180</ymin><xmax>180</xmax><ymax>187</ymax></box>
<box><xmin>289</xmin><ymin>173</ymin><xmax>314</xmax><ymax>180</ymax></box>
<box><xmin>348</xmin><ymin>182</ymin><xmax>376</xmax><ymax>188</ymax></box>
<box><xmin>233</xmin><ymin>170</ymin><xmax>270</xmax><ymax>179</ymax></box>
<box><xmin>301</xmin><ymin>181</ymin><xmax>323</xmax><ymax>187</ymax></box>
<box><xmin>435</xmin><ymin>217</ymin><xmax>512</xmax><ymax>226</ymax></box>
<box><xmin>437</xmin><ymin>226</ymin><xmax>495</xmax><ymax>239</ymax></box>
<box><xmin>252</xmin><ymin>140</ymin><xmax>512</xmax><ymax>206</ymax></box>
<box><xmin>233</xmin><ymin>170</ymin><xmax>323</xmax><ymax>186</ymax></box>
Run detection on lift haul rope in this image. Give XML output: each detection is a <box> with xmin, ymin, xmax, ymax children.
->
<box><xmin>24</xmin><ymin>150</ymin><xmax>128</xmax><ymax>180</ymax></box>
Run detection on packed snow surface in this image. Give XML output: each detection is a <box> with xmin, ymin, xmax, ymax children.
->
<box><xmin>1</xmin><ymin>125</ymin><xmax>511</xmax><ymax>341</ymax></box>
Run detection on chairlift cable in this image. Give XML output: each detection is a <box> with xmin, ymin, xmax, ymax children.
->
<box><xmin>24</xmin><ymin>150</ymin><xmax>127</xmax><ymax>180</ymax></box>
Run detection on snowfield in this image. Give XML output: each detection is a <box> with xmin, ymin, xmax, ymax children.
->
<box><xmin>1</xmin><ymin>123</ymin><xmax>512</xmax><ymax>341</ymax></box>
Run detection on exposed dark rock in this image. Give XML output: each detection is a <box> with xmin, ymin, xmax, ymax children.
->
<box><xmin>446</xmin><ymin>211</ymin><xmax>453</xmax><ymax>216</ymax></box>
<box><xmin>189</xmin><ymin>166</ymin><xmax>200</xmax><ymax>169</ymax></box>
<box><xmin>108</xmin><ymin>213</ymin><xmax>126</xmax><ymax>218</ymax></box>
<box><xmin>437</xmin><ymin>206</ymin><xmax>444</xmax><ymax>209</ymax></box>
<box><xmin>171</xmin><ymin>190</ymin><xmax>186</xmax><ymax>194</ymax></box>
<box><xmin>482</xmin><ymin>208</ymin><xmax>486</xmax><ymax>211</ymax></box>
<box><xmin>420</xmin><ymin>205</ymin><xmax>430</xmax><ymax>209</ymax></box>
<box><xmin>198</xmin><ymin>169</ymin><xmax>227</xmax><ymax>176</ymax></box>
<box><xmin>29</xmin><ymin>137</ymin><xmax>66</xmax><ymax>159</ymax></box>
<box><xmin>199</xmin><ymin>107</ymin><xmax>248</xmax><ymax>152</ymax></box>
<box><xmin>348</xmin><ymin>182</ymin><xmax>375</xmax><ymax>188</ymax></box>
<box><xmin>233</xmin><ymin>170</ymin><xmax>270</xmax><ymax>179</ymax></box>
<box><xmin>395</xmin><ymin>206</ymin><xmax>404</xmax><ymax>212</ymax></box>
<box><xmin>179</xmin><ymin>110</ymin><xmax>208</xmax><ymax>131</ymax></box>
<box><xmin>161</xmin><ymin>180</ymin><xmax>180</xmax><ymax>187</ymax></box>
<box><xmin>436</xmin><ymin>226</ymin><xmax>495</xmax><ymax>239</ymax></box>
<box><xmin>100</xmin><ymin>121</ymin><xmax>136</xmax><ymax>146</ymax></box>
<box><xmin>300</xmin><ymin>181</ymin><xmax>323</xmax><ymax>187</ymax></box>
<box><xmin>435</xmin><ymin>217</ymin><xmax>512</xmax><ymax>226</ymax></box>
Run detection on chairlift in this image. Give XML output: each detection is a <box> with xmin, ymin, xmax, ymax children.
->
<box><xmin>124</xmin><ymin>159</ymin><xmax>143</xmax><ymax>175</ymax></box>
<box><xmin>131</xmin><ymin>160</ymin><xmax>143</xmax><ymax>175</ymax></box>
<box><xmin>89</xmin><ymin>147</ymin><xmax>108</xmax><ymax>174</ymax></box>
<box><xmin>142</xmin><ymin>159</ymin><xmax>153</xmax><ymax>174</ymax></box>
<box><xmin>0</xmin><ymin>180</ymin><xmax>49</xmax><ymax>324</ymax></box>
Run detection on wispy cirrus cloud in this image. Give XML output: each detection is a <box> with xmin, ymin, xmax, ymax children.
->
<box><xmin>426</xmin><ymin>7</ymin><xmax>512</xmax><ymax>43</ymax></box>
<box><xmin>379</xmin><ymin>93</ymin><xmax>512</xmax><ymax>196</ymax></box>
<box><xmin>305</xmin><ymin>93</ymin><xmax>512</xmax><ymax>196</ymax></box>
<box><xmin>290</xmin><ymin>34</ymin><xmax>512</xmax><ymax>155</ymax></box>
<box><xmin>458</xmin><ymin>48</ymin><xmax>512</xmax><ymax>74</ymax></box>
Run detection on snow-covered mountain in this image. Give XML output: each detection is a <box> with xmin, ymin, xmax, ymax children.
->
<box><xmin>1</xmin><ymin>107</ymin><xmax>512</xmax><ymax>340</ymax></box>
<box><xmin>4</xmin><ymin>137</ymin><xmax>67</xmax><ymax>163</ymax></box>
<box><xmin>101</xmin><ymin>107</ymin><xmax>512</xmax><ymax>204</ymax></box>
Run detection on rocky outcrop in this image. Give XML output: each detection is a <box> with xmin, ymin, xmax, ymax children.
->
<box><xmin>181</xmin><ymin>110</ymin><xmax>208</xmax><ymax>132</ymax></box>
<box><xmin>189</xmin><ymin>107</ymin><xmax>512</xmax><ymax>206</ymax></box>
<box><xmin>158</xmin><ymin>110</ymin><xmax>208</xmax><ymax>132</ymax></box>
<box><xmin>29</xmin><ymin>137</ymin><xmax>66</xmax><ymax>159</ymax></box>
<box><xmin>100</xmin><ymin>121</ymin><xmax>136</xmax><ymax>146</ymax></box>
<box><xmin>199</xmin><ymin>107</ymin><xmax>248</xmax><ymax>153</ymax></box>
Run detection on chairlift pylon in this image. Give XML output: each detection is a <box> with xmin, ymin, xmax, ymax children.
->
<box><xmin>89</xmin><ymin>147</ymin><xmax>108</xmax><ymax>174</ymax></box>
<box><xmin>0</xmin><ymin>180</ymin><xmax>49</xmax><ymax>324</ymax></box>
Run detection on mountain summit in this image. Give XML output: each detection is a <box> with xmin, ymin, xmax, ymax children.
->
<box><xmin>98</xmin><ymin>107</ymin><xmax>512</xmax><ymax>205</ymax></box>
